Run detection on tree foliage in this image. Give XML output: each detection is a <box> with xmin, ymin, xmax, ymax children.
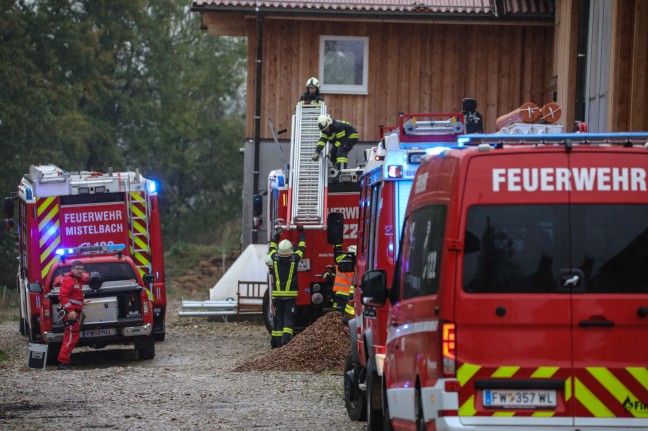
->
<box><xmin>0</xmin><ymin>0</ymin><xmax>247</xmax><ymax>288</ymax></box>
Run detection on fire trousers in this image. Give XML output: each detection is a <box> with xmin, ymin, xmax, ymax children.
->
<box><xmin>57</xmin><ymin>315</ymin><xmax>81</xmax><ymax>364</ymax></box>
<box><xmin>271</xmin><ymin>297</ymin><xmax>296</xmax><ymax>348</ymax></box>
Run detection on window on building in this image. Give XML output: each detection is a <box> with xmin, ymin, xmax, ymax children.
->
<box><xmin>319</xmin><ymin>36</ymin><xmax>368</xmax><ymax>94</ymax></box>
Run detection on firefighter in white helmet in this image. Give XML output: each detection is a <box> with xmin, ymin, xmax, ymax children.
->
<box><xmin>267</xmin><ymin>225</ymin><xmax>306</xmax><ymax>348</ymax></box>
<box><xmin>299</xmin><ymin>77</ymin><xmax>323</xmax><ymax>104</ymax></box>
<box><xmin>311</xmin><ymin>114</ymin><xmax>359</xmax><ymax>173</ymax></box>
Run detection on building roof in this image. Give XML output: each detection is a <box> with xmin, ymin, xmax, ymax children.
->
<box><xmin>192</xmin><ymin>0</ymin><xmax>554</xmax><ymax>18</ymax></box>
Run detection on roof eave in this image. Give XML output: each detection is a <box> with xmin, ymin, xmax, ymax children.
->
<box><xmin>191</xmin><ymin>5</ymin><xmax>553</xmax><ymax>21</ymax></box>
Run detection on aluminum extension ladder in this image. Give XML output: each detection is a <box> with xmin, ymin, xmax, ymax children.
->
<box><xmin>288</xmin><ymin>102</ymin><xmax>327</xmax><ymax>227</ymax></box>
<box><xmin>125</xmin><ymin>173</ymin><xmax>152</xmax><ymax>277</ymax></box>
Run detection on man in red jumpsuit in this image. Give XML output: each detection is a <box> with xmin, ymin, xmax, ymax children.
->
<box><xmin>57</xmin><ymin>260</ymin><xmax>87</xmax><ymax>370</ymax></box>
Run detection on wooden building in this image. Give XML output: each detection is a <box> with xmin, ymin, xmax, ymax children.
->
<box><xmin>190</xmin><ymin>0</ymin><xmax>648</xmax><ymax>246</ymax></box>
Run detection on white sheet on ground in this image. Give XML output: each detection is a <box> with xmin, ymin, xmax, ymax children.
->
<box><xmin>209</xmin><ymin>244</ymin><xmax>269</xmax><ymax>301</ymax></box>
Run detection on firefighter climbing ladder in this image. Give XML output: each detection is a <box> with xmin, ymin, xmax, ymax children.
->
<box><xmin>287</xmin><ymin>101</ymin><xmax>328</xmax><ymax>227</ymax></box>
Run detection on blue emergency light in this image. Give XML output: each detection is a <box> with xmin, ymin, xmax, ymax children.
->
<box><xmin>147</xmin><ymin>180</ymin><xmax>157</xmax><ymax>193</ymax></box>
<box><xmin>55</xmin><ymin>243</ymin><xmax>126</xmax><ymax>256</ymax></box>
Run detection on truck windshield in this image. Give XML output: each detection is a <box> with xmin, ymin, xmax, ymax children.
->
<box><xmin>463</xmin><ymin>204</ymin><xmax>648</xmax><ymax>294</ymax></box>
<box><xmin>51</xmin><ymin>262</ymin><xmax>138</xmax><ymax>287</ymax></box>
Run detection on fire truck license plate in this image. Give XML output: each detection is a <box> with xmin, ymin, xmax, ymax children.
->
<box><xmin>81</xmin><ymin>328</ymin><xmax>116</xmax><ymax>338</ymax></box>
<box><xmin>483</xmin><ymin>390</ymin><xmax>556</xmax><ymax>408</ymax></box>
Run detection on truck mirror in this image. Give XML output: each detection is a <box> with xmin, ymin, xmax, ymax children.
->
<box><xmin>142</xmin><ymin>273</ymin><xmax>154</xmax><ymax>284</ymax></box>
<box><xmin>252</xmin><ymin>194</ymin><xmax>263</xmax><ymax>217</ymax></box>
<box><xmin>28</xmin><ymin>282</ymin><xmax>42</xmax><ymax>294</ymax></box>
<box><xmin>88</xmin><ymin>272</ymin><xmax>103</xmax><ymax>291</ymax></box>
<box><xmin>327</xmin><ymin>212</ymin><xmax>344</xmax><ymax>245</ymax></box>
<box><xmin>361</xmin><ymin>270</ymin><xmax>387</xmax><ymax>307</ymax></box>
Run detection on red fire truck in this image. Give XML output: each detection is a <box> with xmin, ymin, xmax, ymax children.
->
<box><xmin>344</xmin><ymin>113</ymin><xmax>466</xmax><ymax>428</ymax></box>
<box><xmin>263</xmin><ymin>101</ymin><xmax>361</xmax><ymax>330</ymax></box>
<box><xmin>361</xmin><ymin>131</ymin><xmax>648</xmax><ymax>430</ymax></box>
<box><xmin>4</xmin><ymin>165</ymin><xmax>166</xmax><ymax>362</ymax></box>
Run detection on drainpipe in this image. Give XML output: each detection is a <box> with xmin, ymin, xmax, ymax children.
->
<box><xmin>252</xmin><ymin>9</ymin><xmax>264</xmax><ymax>244</ymax></box>
<box><xmin>574</xmin><ymin>0</ymin><xmax>590</xmax><ymax>126</ymax></box>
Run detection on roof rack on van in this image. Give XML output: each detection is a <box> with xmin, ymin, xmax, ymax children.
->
<box><xmin>457</xmin><ymin>132</ymin><xmax>648</xmax><ymax>148</ymax></box>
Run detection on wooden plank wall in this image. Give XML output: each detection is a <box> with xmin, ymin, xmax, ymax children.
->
<box><xmin>610</xmin><ymin>0</ymin><xmax>648</xmax><ymax>131</ymax></box>
<box><xmin>245</xmin><ymin>18</ymin><xmax>554</xmax><ymax>141</ymax></box>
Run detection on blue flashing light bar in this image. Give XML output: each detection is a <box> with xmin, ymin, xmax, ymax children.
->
<box><xmin>458</xmin><ymin>132</ymin><xmax>648</xmax><ymax>146</ymax></box>
<box><xmin>55</xmin><ymin>243</ymin><xmax>126</xmax><ymax>256</ymax></box>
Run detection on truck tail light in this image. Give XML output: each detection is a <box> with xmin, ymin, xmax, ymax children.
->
<box><xmin>441</xmin><ymin>321</ymin><xmax>456</xmax><ymax>376</ymax></box>
<box><xmin>141</xmin><ymin>291</ymin><xmax>151</xmax><ymax>317</ymax></box>
<box><xmin>42</xmin><ymin>299</ymin><xmax>51</xmax><ymax>326</ymax></box>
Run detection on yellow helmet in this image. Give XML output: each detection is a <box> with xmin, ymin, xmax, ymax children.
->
<box><xmin>278</xmin><ymin>239</ymin><xmax>293</xmax><ymax>257</ymax></box>
<box><xmin>305</xmin><ymin>77</ymin><xmax>320</xmax><ymax>89</ymax></box>
<box><xmin>318</xmin><ymin>114</ymin><xmax>332</xmax><ymax>131</ymax></box>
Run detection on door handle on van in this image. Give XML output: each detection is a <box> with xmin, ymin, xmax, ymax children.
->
<box><xmin>579</xmin><ymin>319</ymin><xmax>614</xmax><ymax>328</ymax></box>
<box><xmin>638</xmin><ymin>306</ymin><xmax>648</xmax><ymax>318</ymax></box>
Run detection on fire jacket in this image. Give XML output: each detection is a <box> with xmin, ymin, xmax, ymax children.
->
<box><xmin>299</xmin><ymin>90</ymin><xmax>323</xmax><ymax>104</ymax></box>
<box><xmin>314</xmin><ymin>120</ymin><xmax>359</xmax><ymax>155</ymax></box>
<box><xmin>333</xmin><ymin>269</ymin><xmax>354</xmax><ymax>295</ymax></box>
<box><xmin>59</xmin><ymin>272</ymin><xmax>85</xmax><ymax>313</ymax></box>
<box><xmin>268</xmin><ymin>232</ymin><xmax>306</xmax><ymax>298</ymax></box>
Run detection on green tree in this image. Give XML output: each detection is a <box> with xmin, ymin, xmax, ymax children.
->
<box><xmin>0</xmin><ymin>0</ymin><xmax>246</xmax><ymax>288</ymax></box>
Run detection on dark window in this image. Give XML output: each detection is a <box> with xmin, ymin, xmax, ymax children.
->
<box><xmin>51</xmin><ymin>262</ymin><xmax>138</xmax><ymax>287</ymax></box>
<box><xmin>401</xmin><ymin>205</ymin><xmax>446</xmax><ymax>300</ymax></box>
<box><xmin>462</xmin><ymin>204</ymin><xmax>648</xmax><ymax>294</ymax></box>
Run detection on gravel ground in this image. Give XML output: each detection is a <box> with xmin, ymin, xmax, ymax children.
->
<box><xmin>0</xmin><ymin>301</ymin><xmax>366</xmax><ymax>431</ymax></box>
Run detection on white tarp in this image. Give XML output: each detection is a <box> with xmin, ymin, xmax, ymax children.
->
<box><xmin>209</xmin><ymin>244</ymin><xmax>269</xmax><ymax>301</ymax></box>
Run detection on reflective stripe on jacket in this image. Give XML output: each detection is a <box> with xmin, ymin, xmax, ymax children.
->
<box><xmin>268</xmin><ymin>233</ymin><xmax>306</xmax><ymax>298</ymax></box>
<box><xmin>315</xmin><ymin>120</ymin><xmax>359</xmax><ymax>154</ymax></box>
<box><xmin>333</xmin><ymin>270</ymin><xmax>353</xmax><ymax>295</ymax></box>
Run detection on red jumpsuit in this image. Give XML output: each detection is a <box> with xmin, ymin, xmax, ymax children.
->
<box><xmin>57</xmin><ymin>272</ymin><xmax>86</xmax><ymax>365</ymax></box>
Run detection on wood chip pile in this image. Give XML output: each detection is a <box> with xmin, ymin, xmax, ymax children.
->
<box><xmin>233</xmin><ymin>312</ymin><xmax>349</xmax><ymax>373</ymax></box>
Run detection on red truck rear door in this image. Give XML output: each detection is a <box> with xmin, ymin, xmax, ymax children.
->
<box><xmin>568</xmin><ymin>151</ymin><xmax>648</xmax><ymax>427</ymax></box>
<box><xmin>456</xmin><ymin>151</ymin><xmax>574</xmax><ymax>427</ymax></box>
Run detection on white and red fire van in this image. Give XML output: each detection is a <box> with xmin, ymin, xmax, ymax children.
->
<box><xmin>362</xmin><ymin>132</ymin><xmax>648</xmax><ymax>430</ymax></box>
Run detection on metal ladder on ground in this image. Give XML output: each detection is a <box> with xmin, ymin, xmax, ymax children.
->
<box><xmin>124</xmin><ymin>173</ymin><xmax>152</xmax><ymax>278</ymax></box>
<box><xmin>287</xmin><ymin>102</ymin><xmax>327</xmax><ymax>227</ymax></box>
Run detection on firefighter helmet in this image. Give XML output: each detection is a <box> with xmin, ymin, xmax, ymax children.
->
<box><xmin>348</xmin><ymin>245</ymin><xmax>357</xmax><ymax>254</ymax></box>
<box><xmin>278</xmin><ymin>239</ymin><xmax>293</xmax><ymax>257</ymax></box>
<box><xmin>318</xmin><ymin>114</ymin><xmax>332</xmax><ymax>131</ymax></box>
<box><xmin>305</xmin><ymin>77</ymin><xmax>320</xmax><ymax>89</ymax></box>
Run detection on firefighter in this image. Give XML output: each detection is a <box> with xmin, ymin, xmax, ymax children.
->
<box><xmin>268</xmin><ymin>225</ymin><xmax>306</xmax><ymax>348</ymax></box>
<box><xmin>461</xmin><ymin>97</ymin><xmax>483</xmax><ymax>134</ymax></box>
<box><xmin>299</xmin><ymin>77</ymin><xmax>323</xmax><ymax>104</ymax></box>
<box><xmin>57</xmin><ymin>260</ymin><xmax>87</xmax><ymax>370</ymax></box>
<box><xmin>343</xmin><ymin>284</ymin><xmax>355</xmax><ymax>325</ymax></box>
<box><xmin>311</xmin><ymin>114</ymin><xmax>359</xmax><ymax>172</ymax></box>
<box><xmin>332</xmin><ymin>245</ymin><xmax>356</xmax><ymax>311</ymax></box>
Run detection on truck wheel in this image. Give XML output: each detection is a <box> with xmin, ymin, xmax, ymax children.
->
<box><xmin>382</xmin><ymin>376</ymin><xmax>394</xmax><ymax>431</ymax></box>
<box><xmin>262</xmin><ymin>289</ymin><xmax>273</xmax><ymax>334</ymax></box>
<box><xmin>344</xmin><ymin>353</ymin><xmax>367</xmax><ymax>421</ymax></box>
<box><xmin>415</xmin><ymin>385</ymin><xmax>426</xmax><ymax>431</ymax></box>
<box><xmin>18</xmin><ymin>317</ymin><xmax>26</xmax><ymax>336</ymax></box>
<box><xmin>366</xmin><ymin>369</ymin><xmax>384</xmax><ymax>431</ymax></box>
<box><xmin>136</xmin><ymin>335</ymin><xmax>155</xmax><ymax>360</ymax></box>
<box><xmin>46</xmin><ymin>343</ymin><xmax>61</xmax><ymax>366</ymax></box>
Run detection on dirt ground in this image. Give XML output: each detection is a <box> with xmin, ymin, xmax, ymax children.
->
<box><xmin>0</xmin><ymin>255</ymin><xmax>366</xmax><ymax>431</ymax></box>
